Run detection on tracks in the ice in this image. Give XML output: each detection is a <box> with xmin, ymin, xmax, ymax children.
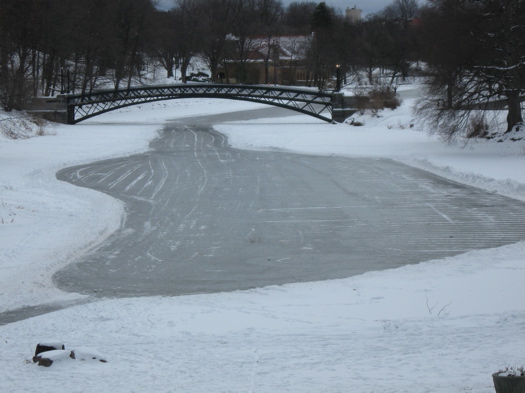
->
<box><xmin>53</xmin><ymin>121</ymin><xmax>525</xmax><ymax>298</ymax></box>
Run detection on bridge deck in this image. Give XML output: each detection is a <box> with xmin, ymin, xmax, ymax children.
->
<box><xmin>64</xmin><ymin>84</ymin><xmax>340</xmax><ymax>124</ymax></box>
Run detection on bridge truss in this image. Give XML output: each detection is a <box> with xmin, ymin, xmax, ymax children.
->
<box><xmin>65</xmin><ymin>84</ymin><xmax>335</xmax><ymax>124</ymax></box>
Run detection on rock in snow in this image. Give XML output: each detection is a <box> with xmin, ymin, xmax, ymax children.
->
<box><xmin>34</xmin><ymin>342</ymin><xmax>65</xmax><ymax>357</ymax></box>
<box><xmin>32</xmin><ymin>343</ymin><xmax>107</xmax><ymax>367</ymax></box>
<box><xmin>70</xmin><ymin>347</ymin><xmax>107</xmax><ymax>363</ymax></box>
<box><xmin>33</xmin><ymin>350</ymin><xmax>71</xmax><ymax>367</ymax></box>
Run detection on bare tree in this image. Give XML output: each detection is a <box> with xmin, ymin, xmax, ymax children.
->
<box><xmin>230</xmin><ymin>0</ymin><xmax>260</xmax><ymax>83</ymax></box>
<box><xmin>283</xmin><ymin>1</ymin><xmax>317</xmax><ymax>34</ymax></box>
<box><xmin>473</xmin><ymin>0</ymin><xmax>525</xmax><ymax>132</ymax></box>
<box><xmin>35</xmin><ymin>0</ymin><xmax>77</xmax><ymax>96</ymax></box>
<box><xmin>381</xmin><ymin>0</ymin><xmax>419</xmax><ymax>20</ymax></box>
<box><xmin>169</xmin><ymin>0</ymin><xmax>203</xmax><ymax>83</ymax></box>
<box><xmin>195</xmin><ymin>0</ymin><xmax>244</xmax><ymax>82</ymax></box>
<box><xmin>353</xmin><ymin>17</ymin><xmax>392</xmax><ymax>85</ymax></box>
<box><xmin>107</xmin><ymin>0</ymin><xmax>155</xmax><ymax>90</ymax></box>
<box><xmin>307</xmin><ymin>2</ymin><xmax>338</xmax><ymax>89</ymax></box>
<box><xmin>0</xmin><ymin>0</ymin><xmax>39</xmax><ymax>110</ymax></box>
<box><xmin>151</xmin><ymin>10</ymin><xmax>180</xmax><ymax>78</ymax></box>
<box><xmin>253</xmin><ymin>0</ymin><xmax>284</xmax><ymax>84</ymax></box>
<box><xmin>71</xmin><ymin>0</ymin><xmax>113</xmax><ymax>94</ymax></box>
<box><xmin>418</xmin><ymin>0</ymin><xmax>524</xmax><ymax>140</ymax></box>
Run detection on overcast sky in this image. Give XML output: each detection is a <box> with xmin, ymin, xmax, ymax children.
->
<box><xmin>156</xmin><ymin>0</ymin><xmax>426</xmax><ymax>18</ymax></box>
<box><xmin>283</xmin><ymin>0</ymin><xmax>426</xmax><ymax>16</ymax></box>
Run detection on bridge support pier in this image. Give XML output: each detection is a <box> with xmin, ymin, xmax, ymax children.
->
<box><xmin>22</xmin><ymin>96</ymin><xmax>68</xmax><ymax>124</ymax></box>
<box><xmin>331</xmin><ymin>93</ymin><xmax>357</xmax><ymax>123</ymax></box>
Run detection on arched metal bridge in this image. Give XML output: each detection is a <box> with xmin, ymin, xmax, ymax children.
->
<box><xmin>63</xmin><ymin>84</ymin><xmax>350</xmax><ymax>124</ymax></box>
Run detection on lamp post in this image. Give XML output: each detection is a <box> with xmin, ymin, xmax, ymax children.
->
<box><xmin>60</xmin><ymin>67</ymin><xmax>65</xmax><ymax>94</ymax></box>
<box><xmin>336</xmin><ymin>64</ymin><xmax>341</xmax><ymax>92</ymax></box>
<box><xmin>61</xmin><ymin>66</ymin><xmax>70</xmax><ymax>94</ymax></box>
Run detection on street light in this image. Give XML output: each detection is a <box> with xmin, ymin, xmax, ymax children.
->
<box><xmin>60</xmin><ymin>67</ymin><xmax>65</xmax><ymax>94</ymax></box>
<box><xmin>336</xmin><ymin>64</ymin><xmax>341</xmax><ymax>92</ymax></box>
<box><xmin>60</xmin><ymin>66</ymin><xmax>71</xmax><ymax>94</ymax></box>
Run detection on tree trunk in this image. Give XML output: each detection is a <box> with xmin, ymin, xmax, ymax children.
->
<box><xmin>81</xmin><ymin>50</ymin><xmax>93</xmax><ymax>96</ymax></box>
<box><xmin>42</xmin><ymin>53</ymin><xmax>56</xmax><ymax>96</ymax></box>
<box><xmin>31</xmin><ymin>49</ymin><xmax>39</xmax><ymax>96</ymax></box>
<box><xmin>180</xmin><ymin>61</ymin><xmax>189</xmax><ymax>83</ymax></box>
<box><xmin>446</xmin><ymin>84</ymin><xmax>453</xmax><ymax>109</ymax></box>
<box><xmin>210</xmin><ymin>62</ymin><xmax>218</xmax><ymax>83</ymax></box>
<box><xmin>506</xmin><ymin>90</ymin><xmax>523</xmax><ymax>132</ymax></box>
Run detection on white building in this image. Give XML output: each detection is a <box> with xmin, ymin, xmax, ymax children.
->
<box><xmin>346</xmin><ymin>5</ymin><xmax>362</xmax><ymax>24</ymax></box>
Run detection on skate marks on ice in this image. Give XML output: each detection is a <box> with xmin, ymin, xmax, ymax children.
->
<box><xmin>54</xmin><ymin>122</ymin><xmax>525</xmax><ymax>297</ymax></box>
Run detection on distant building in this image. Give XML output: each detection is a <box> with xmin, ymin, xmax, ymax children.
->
<box><xmin>409</xmin><ymin>18</ymin><xmax>423</xmax><ymax>27</ymax></box>
<box><xmin>218</xmin><ymin>35</ymin><xmax>312</xmax><ymax>86</ymax></box>
<box><xmin>346</xmin><ymin>5</ymin><xmax>362</xmax><ymax>24</ymax></box>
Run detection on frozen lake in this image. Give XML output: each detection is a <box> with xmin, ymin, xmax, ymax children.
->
<box><xmin>53</xmin><ymin>109</ymin><xmax>525</xmax><ymax>298</ymax></box>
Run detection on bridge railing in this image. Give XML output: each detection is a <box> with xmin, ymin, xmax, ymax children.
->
<box><xmin>63</xmin><ymin>83</ymin><xmax>343</xmax><ymax>124</ymax></box>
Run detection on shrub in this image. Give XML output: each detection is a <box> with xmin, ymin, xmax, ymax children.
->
<box><xmin>354</xmin><ymin>85</ymin><xmax>401</xmax><ymax>114</ymax></box>
<box><xmin>466</xmin><ymin>114</ymin><xmax>489</xmax><ymax>139</ymax></box>
<box><xmin>0</xmin><ymin>115</ymin><xmax>48</xmax><ymax>139</ymax></box>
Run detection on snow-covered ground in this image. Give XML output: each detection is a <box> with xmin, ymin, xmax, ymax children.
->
<box><xmin>1</xmin><ymin>89</ymin><xmax>524</xmax><ymax>392</ymax></box>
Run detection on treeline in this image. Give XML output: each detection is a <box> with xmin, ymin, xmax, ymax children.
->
<box><xmin>0</xmin><ymin>0</ymin><xmax>159</xmax><ymax>110</ymax></box>
<box><xmin>0</xmin><ymin>0</ymin><xmax>523</xmax><ymax>136</ymax></box>
<box><xmin>0</xmin><ymin>0</ymin><xmax>422</xmax><ymax>110</ymax></box>
<box><xmin>418</xmin><ymin>0</ymin><xmax>524</xmax><ymax>136</ymax></box>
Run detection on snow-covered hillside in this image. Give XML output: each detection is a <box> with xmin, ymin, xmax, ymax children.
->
<box><xmin>1</xmin><ymin>89</ymin><xmax>524</xmax><ymax>392</ymax></box>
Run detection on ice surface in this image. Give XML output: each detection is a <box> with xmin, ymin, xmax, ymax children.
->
<box><xmin>1</xmin><ymin>92</ymin><xmax>524</xmax><ymax>392</ymax></box>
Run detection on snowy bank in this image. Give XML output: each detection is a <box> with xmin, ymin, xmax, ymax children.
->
<box><xmin>1</xmin><ymin>95</ymin><xmax>524</xmax><ymax>392</ymax></box>
<box><xmin>0</xmin><ymin>99</ymin><xmax>263</xmax><ymax>312</ymax></box>
<box><xmin>216</xmin><ymin>97</ymin><xmax>525</xmax><ymax>202</ymax></box>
